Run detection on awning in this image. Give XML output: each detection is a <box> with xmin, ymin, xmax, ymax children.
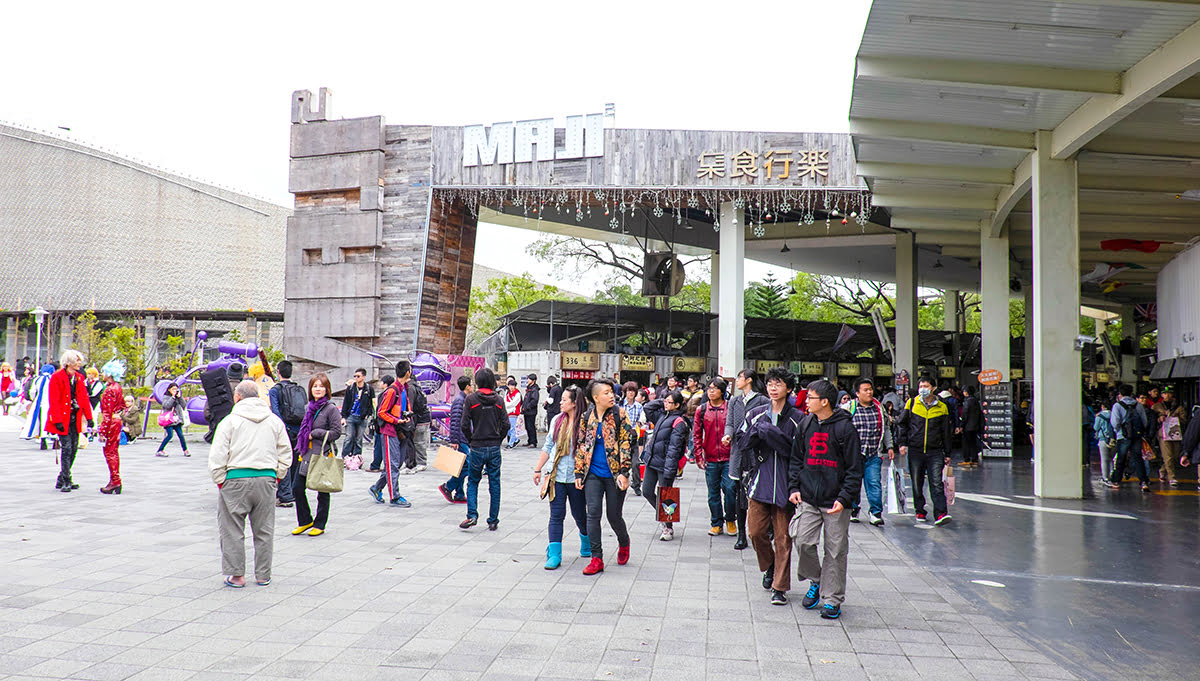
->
<box><xmin>1170</xmin><ymin>356</ymin><xmax>1200</xmax><ymax>379</ymax></box>
<box><xmin>1149</xmin><ymin>358</ymin><xmax>1174</xmax><ymax>381</ymax></box>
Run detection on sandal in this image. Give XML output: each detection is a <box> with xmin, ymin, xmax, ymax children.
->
<box><xmin>256</xmin><ymin>578</ymin><xmax>271</xmax><ymax>586</ymax></box>
<box><xmin>224</xmin><ymin>577</ymin><xmax>245</xmax><ymax>588</ymax></box>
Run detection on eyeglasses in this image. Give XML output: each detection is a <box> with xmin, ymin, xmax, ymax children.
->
<box><xmin>805</xmin><ymin>395</ymin><xmax>821</xmax><ymax>401</ymax></box>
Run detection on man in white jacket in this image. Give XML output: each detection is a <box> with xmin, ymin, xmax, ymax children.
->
<box><xmin>208</xmin><ymin>381</ymin><xmax>293</xmax><ymax>588</ymax></box>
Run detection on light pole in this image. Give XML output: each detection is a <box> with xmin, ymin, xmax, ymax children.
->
<box><xmin>31</xmin><ymin>307</ymin><xmax>47</xmax><ymax>370</ymax></box>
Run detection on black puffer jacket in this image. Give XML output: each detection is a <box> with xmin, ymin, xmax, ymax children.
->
<box><xmin>788</xmin><ymin>408</ymin><xmax>863</xmax><ymax>510</ymax></box>
<box><xmin>644</xmin><ymin>410</ymin><xmax>690</xmax><ymax>484</ymax></box>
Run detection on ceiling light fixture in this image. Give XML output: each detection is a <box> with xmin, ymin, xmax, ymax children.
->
<box><xmin>907</xmin><ymin>15</ymin><xmax>1125</xmax><ymax>40</ymax></box>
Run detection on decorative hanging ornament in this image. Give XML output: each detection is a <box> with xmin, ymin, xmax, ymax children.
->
<box><xmin>609</xmin><ymin>217</ymin><xmax>619</xmax><ymax>229</ymax></box>
<box><xmin>733</xmin><ymin>197</ymin><xmax>745</xmax><ymax>210</ymax></box>
<box><xmin>688</xmin><ymin>195</ymin><xmax>699</xmax><ymax>209</ymax></box>
<box><xmin>753</xmin><ymin>225</ymin><xmax>766</xmax><ymax>238</ymax></box>
<box><xmin>805</xmin><ymin>213</ymin><xmax>815</xmax><ymax>225</ymax></box>
<box><xmin>652</xmin><ymin>206</ymin><xmax>664</xmax><ymax>218</ymax></box>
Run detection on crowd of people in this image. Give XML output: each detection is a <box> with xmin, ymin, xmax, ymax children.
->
<box><xmin>1084</xmin><ymin>383</ymin><xmax>1197</xmax><ymax>492</ymax></box>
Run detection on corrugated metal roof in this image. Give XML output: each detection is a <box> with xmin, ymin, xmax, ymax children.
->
<box><xmin>851</xmin><ymin>79</ymin><xmax>1090</xmax><ymax>131</ymax></box>
<box><xmin>858</xmin><ymin>0</ymin><xmax>1200</xmax><ymax>71</ymax></box>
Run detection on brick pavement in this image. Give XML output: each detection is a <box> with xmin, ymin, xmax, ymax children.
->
<box><xmin>0</xmin><ymin>434</ymin><xmax>1078</xmax><ymax>681</ymax></box>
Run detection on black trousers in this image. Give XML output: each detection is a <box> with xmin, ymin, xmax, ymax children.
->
<box><xmin>294</xmin><ymin>473</ymin><xmax>330</xmax><ymax>530</ymax></box>
<box><xmin>585</xmin><ymin>476</ymin><xmax>629</xmax><ymax>561</ymax></box>
<box><xmin>962</xmin><ymin>430</ymin><xmax>981</xmax><ymax>463</ymax></box>
<box><xmin>58</xmin><ymin>425</ymin><xmax>80</xmax><ymax>485</ymax></box>
<box><xmin>736</xmin><ymin>482</ymin><xmax>749</xmax><ymax>542</ymax></box>
<box><xmin>523</xmin><ymin>412</ymin><xmax>538</xmax><ymax>447</ymax></box>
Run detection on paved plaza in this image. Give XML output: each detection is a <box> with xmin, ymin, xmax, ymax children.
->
<box><xmin>0</xmin><ymin>434</ymin><xmax>1083</xmax><ymax>681</ymax></box>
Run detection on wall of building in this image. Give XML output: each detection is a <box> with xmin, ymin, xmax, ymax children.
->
<box><xmin>1158</xmin><ymin>243</ymin><xmax>1200</xmax><ymax>361</ymax></box>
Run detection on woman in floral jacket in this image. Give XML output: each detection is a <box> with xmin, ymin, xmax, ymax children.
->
<box><xmin>574</xmin><ymin>378</ymin><xmax>634</xmax><ymax>576</ymax></box>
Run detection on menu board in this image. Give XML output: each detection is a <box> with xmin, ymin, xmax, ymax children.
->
<box><xmin>981</xmin><ymin>382</ymin><xmax>1013</xmax><ymax>458</ymax></box>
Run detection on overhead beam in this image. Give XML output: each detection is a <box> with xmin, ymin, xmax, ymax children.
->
<box><xmin>1013</xmin><ymin>201</ymin><xmax>1200</xmax><ymax>218</ymax></box>
<box><xmin>872</xmin><ymin>193</ymin><xmax>996</xmax><ymax>211</ymax></box>
<box><xmin>1084</xmin><ymin>135</ymin><xmax>1200</xmax><ymax>159</ymax></box>
<box><xmin>913</xmin><ymin>231</ymin><xmax>989</xmax><ymax>246</ymax></box>
<box><xmin>1053</xmin><ymin>16</ymin><xmax>1200</xmax><ymax>159</ymax></box>
<box><xmin>1077</xmin><ymin>174</ymin><xmax>1200</xmax><ymax>193</ymax></box>
<box><xmin>856</xmin><ymin>161</ymin><xmax>1013</xmax><ymax>185</ymax></box>
<box><xmin>889</xmin><ymin>214</ymin><xmax>989</xmax><ymax>232</ymax></box>
<box><xmin>988</xmin><ymin>151</ymin><xmax>1034</xmax><ymax>238</ymax></box>
<box><xmin>856</xmin><ymin>56</ymin><xmax>1121</xmax><ymax>95</ymax></box>
<box><xmin>850</xmin><ymin>117</ymin><xmax>1035</xmax><ymax>151</ymax></box>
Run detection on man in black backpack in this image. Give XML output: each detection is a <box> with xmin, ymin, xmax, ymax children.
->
<box><xmin>1108</xmin><ymin>384</ymin><xmax>1150</xmax><ymax>491</ymax></box>
<box><xmin>269</xmin><ymin>360</ymin><xmax>307</xmax><ymax>507</ymax></box>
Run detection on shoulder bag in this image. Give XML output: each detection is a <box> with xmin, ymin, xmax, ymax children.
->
<box><xmin>306</xmin><ymin>431</ymin><xmax>344</xmax><ymax>493</ymax></box>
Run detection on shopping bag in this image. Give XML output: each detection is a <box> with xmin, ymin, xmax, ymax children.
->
<box><xmin>1141</xmin><ymin>439</ymin><xmax>1156</xmax><ymax>461</ymax></box>
<box><xmin>306</xmin><ymin>452</ymin><xmax>344</xmax><ymax>493</ymax></box>
<box><xmin>1163</xmin><ymin>416</ymin><xmax>1182</xmax><ymax>442</ymax></box>
<box><xmin>942</xmin><ymin>464</ymin><xmax>956</xmax><ymax>506</ymax></box>
<box><xmin>344</xmin><ymin>454</ymin><xmax>362</xmax><ymax>471</ymax></box>
<box><xmin>432</xmin><ymin>445</ymin><xmax>466</xmax><ymax>477</ymax></box>
<box><xmin>656</xmin><ymin>486</ymin><xmax>680</xmax><ymax>523</ymax></box>
<box><xmin>886</xmin><ymin>461</ymin><xmax>906</xmax><ymax>515</ymax></box>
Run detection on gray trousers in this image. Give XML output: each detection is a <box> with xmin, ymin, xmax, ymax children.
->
<box><xmin>789</xmin><ymin>501</ymin><xmax>852</xmax><ymax>606</ymax></box>
<box><xmin>407</xmin><ymin>423</ymin><xmax>430</xmax><ymax>467</ymax></box>
<box><xmin>218</xmin><ymin>477</ymin><xmax>277</xmax><ymax>581</ymax></box>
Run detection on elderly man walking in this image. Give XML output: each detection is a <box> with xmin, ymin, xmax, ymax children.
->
<box><xmin>209</xmin><ymin>380</ymin><xmax>293</xmax><ymax>588</ymax></box>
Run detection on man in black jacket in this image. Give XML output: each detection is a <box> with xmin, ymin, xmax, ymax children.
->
<box><xmin>522</xmin><ymin>374</ymin><xmax>540</xmax><ymax>448</ymax></box>
<box><xmin>459</xmin><ymin>368</ymin><xmax>511</xmax><ymax>531</ymax></box>
<box><xmin>340</xmin><ymin>368</ymin><xmax>374</xmax><ymax>461</ymax></box>
<box><xmin>897</xmin><ymin>376</ymin><xmax>953</xmax><ymax>525</ymax></box>
<box><xmin>788</xmin><ymin>379</ymin><xmax>863</xmax><ymax>621</ymax></box>
<box><xmin>543</xmin><ymin>376</ymin><xmax>562</xmax><ymax>431</ymax></box>
<box><xmin>960</xmin><ymin>385</ymin><xmax>983</xmax><ymax>465</ymax></box>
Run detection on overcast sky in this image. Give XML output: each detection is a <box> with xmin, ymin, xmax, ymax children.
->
<box><xmin>2</xmin><ymin>0</ymin><xmax>871</xmax><ymax>289</ymax></box>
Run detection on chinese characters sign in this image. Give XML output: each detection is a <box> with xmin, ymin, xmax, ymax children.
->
<box><xmin>697</xmin><ymin>148</ymin><xmax>831</xmax><ymax>182</ymax></box>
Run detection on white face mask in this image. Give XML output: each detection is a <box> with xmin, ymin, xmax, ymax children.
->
<box><xmin>918</xmin><ymin>387</ymin><xmax>932</xmax><ymax>398</ymax></box>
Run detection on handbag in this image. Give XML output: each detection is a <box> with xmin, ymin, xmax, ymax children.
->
<box><xmin>538</xmin><ymin>471</ymin><xmax>553</xmax><ymax>500</ymax></box>
<box><xmin>344</xmin><ymin>454</ymin><xmax>362</xmax><ymax>471</ymax></box>
<box><xmin>306</xmin><ymin>433</ymin><xmax>344</xmax><ymax>493</ymax></box>
<box><xmin>656</xmin><ymin>485</ymin><xmax>680</xmax><ymax>523</ymax></box>
<box><xmin>942</xmin><ymin>464</ymin><xmax>956</xmax><ymax>506</ymax></box>
<box><xmin>157</xmin><ymin>409</ymin><xmax>178</xmax><ymax>427</ymax></box>
<box><xmin>1141</xmin><ymin>438</ymin><xmax>1156</xmax><ymax>461</ymax></box>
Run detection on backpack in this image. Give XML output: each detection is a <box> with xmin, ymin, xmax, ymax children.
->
<box><xmin>1117</xmin><ymin>402</ymin><xmax>1145</xmax><ymax>441</ymax></box>
<box><xmin>277</xmin><ymin>380</ymin><xmax>307</xmax><ymax>426</ymax></box>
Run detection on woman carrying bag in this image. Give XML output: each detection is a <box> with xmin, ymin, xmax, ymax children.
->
<box><xmin>292</xmin><ymin>373</ymin><xmax>342</xmax><ymax>537</ymax></box>
<box><xmin>156</xmin><ymin>383</ymin><xmax>190</xmax><ymax>457</ymax></box>
<box><xmin>641</xmin><ymin>391</ymin><xmax>690</xmax><ymax>541</ymax></box>
<box><xmin>574</xmin><ymin>378</ymin><xmax>635</xmax><ymax>576</ymax></box>
<box><xmin>534</xmin><ymin>386</ymin><xmax>589</xmax><ymax>569</ymax></box>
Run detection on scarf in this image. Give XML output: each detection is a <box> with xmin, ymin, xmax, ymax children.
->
<box><xmin>295</xmin><ymin>397</ymin><xmax>329</xmax><ymax>455</ymax></box>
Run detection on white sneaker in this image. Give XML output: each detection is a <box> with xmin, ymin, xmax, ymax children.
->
<box><xmin>416</xmin><ymin>465</ymin><xmax>426</xmax><ymax>472</ymax></box>
<box><xmin>659</xmin><ymin>524</ymin><xmax>674</xmax><ymax>541</ymax></box>
<box><xmin>868</xmin><ymin>512</ymin><xmax>884</xmax><ymax>527</ymax></box>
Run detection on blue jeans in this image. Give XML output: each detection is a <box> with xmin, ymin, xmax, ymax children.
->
<box><xmin>371</xmin><ymin>426</ymin><xmax>384</xmax><ymax>469</ymax></box>
<box><xmin>548</xmin><ymin>481</ymin><xmax>587</xmax><ymax>543</ymax></box>
<box><xmin>341</xmin><ymin>415</ymin><xmax>365</xmax><ymax>457</ymax></box>
<box><xmin>507</xmin><ymin>416</ymin><xmax>519</xmax><ymax>447</ymax></box>
<box><xmin>157</xmin><ymin>424</ymin><xmax>188</xmax><ymax>453</ymax></box>
<box><xmin>372</xmin><ymin>434</ymin><xmax>411</xmax><ymax>501</ymax></box>
<box><xmin>704</xmin><ymin>461</ymin><xmax>737</xmax><ymax>526</ymax></box>
<box><xmin>444</xmin><ymin>443</ymin><xmax>470</xmax><ymax>499</ymax></box>
<box><xmin>467</xmin><ymin>445</ymin><xmax>502</xmax><ymax>523</ymax></box>
<box><xmin>852</xmin><ymin>455</ymin><xmax>883</xmax><ymax>516</ymax></box>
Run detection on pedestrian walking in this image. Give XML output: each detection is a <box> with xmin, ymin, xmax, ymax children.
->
<box><xmin>1107</xmin><ymin>384</ymin><xmax>1149</xmax><ymax>491</ymax></box>
<box><xmin>576</xmin><ymin>377</ymin><xmax>635</xmax><ymax>575</ymax></box>
<box><xmin>98</xmin><ymin>359</ymin><xmax>126</xmax><ymax>495</ymax></box>
<box><xmin>438</xmin><ymin>375</ymin><xmax>472</xmax><ymax>504</ymax></box>
<box><xmin>48</xmin><ymin>350</ymin><xmax>94</xmax><ymax>493</ymax></box>
<box><xmin>369</xmin><ymin>361</ymin><xmax>417</xmax><ymax>508</ymax></box>
<box><xmin>292</xmin><ymin>373</ymin><xmax>342</xmax><ymax>536</ymax></box>
<box><xmin>619</xmin><ymin>382</ymin><xmax>646</xmax><ymax>495</ymax></box>
<box><xmin>503</xmin><ymin>377</ymin><xmax>522</xmax><ymax>449</ymax></box>
<box><xmin>522</xmin><ymin>373</ymin><xmax>540</xmax><ymax>448</ymax></box>
<box><xmin>694</xmin><ymin>378</ymin><xmax>736</xmax><ymax>537</ymax></box>
<box><xmin>340</xmin><ymin>368</ymin><xmax>374</xmax><ymax>463</ymax></box>
<box><xmin>1094</xmin><ymin>402</ymin><xmax>1117</xmax><ymax>484</ymax></box>
<box><xmin>897</xmin><ymin>376</ymin><xmax>953</xmax><ymax>525</ymax></box>
<box><xmin>543</xmin><ymin>376</ymin><xmax>562</xmax><ymax>431</ymax></box>
<box><xmin>459</xmin><ymin>367</ymin><xmax>509</xmax><ymax>530</ymax></box>
<box><xmin>641</xmin><ymin>390</ymin><xmax>689</xmax><ymax>541</ymax></box>
<box><xmin>156</xmin><ymin>383</ymin><xmax>190</xmax><ymax>457</ymax></box>
<box><xmin>406</xmin><ymin>381</ymin><xmax>430</xmax><ymax>473</ymax></box>
<box><xmin>844</xmin><ymin>377</ymin><xmax>894</xmax><ymax>526</ymax></box>
<box><xmin>726</xmin><ymin>369</ymin><xmax>768</xmax><ymax>551</ymax></box>
<box><xmin>366</xmin><ymin>375</ymin><xmax>394</xmax><ymax>472</ymax></box>
<box><xmin>1154</xmin><ymin>389</ymin><xmax>1186</xmax><ymax>487</ymax></box>
<box><xmin>534</xmin><ymin>385</ymin><xmax>589</xmax><ymax>568</ymax></box>
<box><xmin>959</xmin><ymin>385</ymin><xmax>983</xmax><ymax>465</ymax></box>
<box><xmin>739</xmin><ymin>367</ymin><xmax>804</xmax><ymax>606</ymax></box>
<box><xmin>208</xmin><ymin>380</ymin><xmax>293</xmax><ymax>588</ymax></box>
<box><xmin>789</xmin><ymin>379</ymin><xmax>863</xmax><ymax>620</ymax></box>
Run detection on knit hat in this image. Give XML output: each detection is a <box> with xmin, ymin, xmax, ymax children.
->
<box><xmin>226</xmin><ymin>362</ymin><xmax>246</xmax><ymax>382</ymax></box>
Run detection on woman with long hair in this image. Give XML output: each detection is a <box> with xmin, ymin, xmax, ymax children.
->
<box><xmin>534</xmin><ymin>385</ymin><xmax>589</xmax><ymax>569</ymax></box>
<box><xmin>293</xmin><ymin>373</ymin><xmax>342</xmax><ymax>536</ymax></box>
<box><xmin>98</xmin><ymin>359</ymin><xmax>126</xmax><ymax>494</ymax></box>
<box><xmin>156</xmin><ymin>383</ymin><xmax>190</xmax><ymax>457</ymax></box>
<box><xmin>642</xmin><ymin>390</ymin><xmax>690</xmax><ymax>541</ymax></box>
<box><xmin>574</xmin><ymin>378</ymin><xmax>635</xmax><ymax>575</ymax></box>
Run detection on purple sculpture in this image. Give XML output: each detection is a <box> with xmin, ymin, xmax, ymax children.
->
<box><xmin>150</xmin><ymin>332</ymin><xmax>263</xmax><ymax>427</ymax></box>
<box><xmin>411</xmin><ymin>351</ymin><xmax>453</xmax><ymax>420</ymax></box>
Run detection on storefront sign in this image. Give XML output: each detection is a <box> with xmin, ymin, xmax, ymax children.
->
<box><xmin>561</xmin><ymin>352</ymin><xmax>599</xmax><ymax>371</ymax></box>
<box><xmin>837</xmin><ymin>363</ymin><xmax>860</xmax><ymax>377</ymax></box>
<box><xmin>756</xmin><ymin>360</ymin><xmax>784</xmax><ymax>374</ymax></box>
<box><xmin>1010</xmin><ymin>368</ymin><xmax>1024</xmax><ymax>379</ymax></box>
<box><xmin>1096</xmin><ymin>371</ymin><xmax>1111</xmax><ymax>383</ymax></box>
<box><xmin>562</xmin><ymin>370</ymin><xmax>594</xmax><ymax>380</ymax></box>
<box><xmin>620</xmin><ymin>355</ymin><xmax>655</xmax><ymax>372</ymax></box>
<box><xmin>978</xmin><ymin>369</ymin><xmax>1003</xmax><ymax>386</ymax></box>
<box><xmin>938</xmin><ymin>366</ymin><xmax>957</xmax><ymax>379</ymax></box>
<box><xmin>697</xmin><ymin>148</ymin><xmax>831</xmax><ymax>182</ymax></box>
<box><xmin>463</xmin><ymin>113</ymin><xmax>604</xmax><ymax>167</ymax></box>
<box><xmin>875</xmin><ymin>364</ymin><xmax>893</xmax><ymax>378</ymax></box>
<box><xmin>674</xmin><ymin>357</ymin><xmax>706</xmax><ymax>373</ymax></box>
<box><xmin>798</xmin><ymin>361</ymin><xmax>824</xmax><ymax>375</ymax></box>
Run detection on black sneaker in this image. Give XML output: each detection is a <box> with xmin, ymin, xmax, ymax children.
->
<box><xmin>802</xmin><ymin>582</ymin><xmax>821</xmax><ymax>609</ymax></box>
<box><xmin>368</xmin><ymin>486</ymin><xmax>383</xmax><ymax>504</ymax></box>
<box><xmin>487</xmin><ymin>520</ymin><xmax>499</xmax><ymax>531</ymax></box>
<box><xmin>933</xmin><ymin>513</ymin><xmax>952</xmax><ymax>526</ymax></box>
<box><xmin>915</xmin><ymin>512</ymin><xmax>927</xmax><ymax>522</ymax></box>
<box><xmin>459</xmin><ymin>517</ymin><xmax>478</xmax><ymax>529</ymax></box>
<box><xmin>770</xmin><ymin>590</ymin><xmax>788</xmax><ymax>606</ymax></box>
<box><xmin>820</xmin><ymin>603</ymin><xmax>841</xmax><ymax>620</ymax></box>
<box><xmin>849</xmin><ymin>508</ymin><xmax>861</xmax><ymax>524</ymax></box>
<box><xmin>762</xmin><ymin>570</ymin><xmax>773</xmax><ymax>591</ymax></box>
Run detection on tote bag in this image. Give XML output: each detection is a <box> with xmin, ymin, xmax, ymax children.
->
<box><xmin>306</xmin><ymin>433</ymin><xmax>344</xmax><ymax>493</ymax></box>
<box><xmin>886</xmin><ymin>460</ymin><xmax>907</xmax><ymax>515</ymax></box>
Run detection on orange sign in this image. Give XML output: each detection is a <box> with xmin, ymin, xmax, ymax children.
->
<box><xmin>978</xmin><ymin>369</ymin><xmax>1003</xmax><ymax>386</ymax></box>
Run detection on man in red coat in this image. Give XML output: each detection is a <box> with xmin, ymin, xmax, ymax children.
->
<box><xmin>47</xmin><ymin>350</ymin><xmax>94</xmax><ymax>493</ymax></box>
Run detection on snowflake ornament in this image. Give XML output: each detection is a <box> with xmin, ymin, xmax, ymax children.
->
<box><xmin>753</xmin><ymin>225</ymin><xmax>766</xmax><ymax>238</ymax></box>
<box><xmin>652</xmin><ymin>206</ymin><xmax>664</xmax><ymax>218</ymax></box>
<box><xmin>609</xmin><ymin>217</ymin><xmax>619</xmax><ymax>229</ymax></box>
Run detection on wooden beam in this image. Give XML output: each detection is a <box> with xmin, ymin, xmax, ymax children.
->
<box><xmin>850</xmin><ymin>117</ymin><xmax>1035</xmax><ymax>151</ymax></box>
<box><xmin>1053</xmin><ymin>17</ymin><xmax>1200</xmax><ymax>159</ymax></box>
<box><xmin>856</xmin><ymin>56</ymin><xmax>1121</xmax><ymax>95</ymax></box>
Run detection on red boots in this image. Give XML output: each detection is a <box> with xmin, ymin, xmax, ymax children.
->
<box><xmin>582</xmin><ymin>557</ymin><xmax>604</xmax><ymax>575</ymax></box>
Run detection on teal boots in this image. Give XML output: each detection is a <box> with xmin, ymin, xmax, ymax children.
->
<box><xmin>545</xmin><ymin>542</ymin><xmax>563</xmax><ymax>570</ymax></box>
<box><xmin>580</xmin><ymin>534</ymin><xmax>591</xmax><ymax>557</ymax></box>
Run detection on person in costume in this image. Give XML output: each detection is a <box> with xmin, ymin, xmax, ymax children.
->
<box><xmin>85</xmin><ymin>367</ymin><xmax>104</xmax><ymax>441</ymax></box>
<box><xmin>247</xmin><ymin>360</ymin><xmax>275</xmax><ymax>400</ymax></box>
<box><xmin>47</xmin><ymin>351</ymin><xmax>94</xmax><ymax>492</ymax></box>
<box><xmin>99</xmin><ymin>359</ymin><xmax>126</xmax><ymax>494</ymax></box>
<box><xmin>22</xmin><ymin>364</ymin><xmax>55</xmax><ymax>448</ymax></box>
<box><xmin>1</xmin><ymin>362</ymin><xmax>17</xmax><ymax>415</ymax></box>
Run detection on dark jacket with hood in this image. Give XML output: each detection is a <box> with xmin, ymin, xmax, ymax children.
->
<box><xmin>522</xmin><ymin>383</ymin><xmax>540</xmax><ymax>414</ymax></box>
<box><xmin>788</xmin><ymin>408</ymin><xmax>863</xmax><ymax>510</ymax></box>
<box><xmin>461</xmin><ymin>388</ymin><xmax>511</xmax><ymax>447</ymax></box>
<box><xmin>739</xmin><ymin>401</ymin><xmax>805</xmax><ymax>508</ymax></box>
<box><xmin>644</xmin><ymin>409</ymin><xmax>690</xmax><ymax>484</ymax></box>
<box><xmin>960</xmin><ymin>394</ymin><xmax>982</xmax><ymax>432</ymax></box>
<box><xmin>897</xmin><ymin>395</ymin><xmax>953</xmax><ymax>456</ymax></box>
<box><xmin>727</xmin><ymin>391</ymin><xmax>770</xmax><ymax>478</ymax></box>
<box><xmin>544</xmin><ymin>383</ymin><xmax>562</xmax><ymax>418</ymax></box>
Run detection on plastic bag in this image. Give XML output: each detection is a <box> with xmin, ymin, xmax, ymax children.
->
<box><xmin>886</xmin><ymin>460</ymin><xmax>906</xmax><ymax>515</ymax></box>
<box><xmin>943</xmin><ymin>464</ymin><xmax>956</xmax><ymax>506</ymax></box>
